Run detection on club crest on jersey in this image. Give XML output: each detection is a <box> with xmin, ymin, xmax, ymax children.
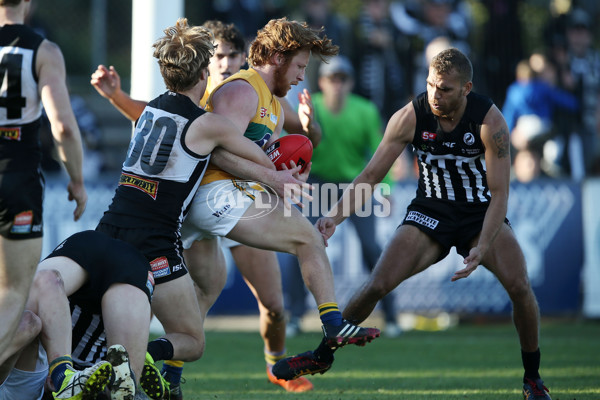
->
<box><xmin>119</xmin><ymin>173</ymin><xmax>158</xmax><ymax>199</ymax></box>
<box><xmin>422</xmin><ymin>131</ymin><xmax>437</xmax><ymax>141</ymax></box>
<box><xmin>463</xmin><ymin>132</ymin><xmax>475</xmax><ymax>146</ymax></box>
<box><xmin>260</xmin><ymin>107</ymin><xmax>267</xmax><ymax>118</ymax></box>
<box><xmin>0</xmin><ymin>127</ymin><xmax>21</xmax><ymax>141</ymax></box>
<box><xmin>150</xmin><ymin>256</ymin><xmax>170</xmax><ymax>278</ymax></box>
<box><xmin>11</xmin><ymin>210</ymin><xmax>33</xmax><ymax>234</ymax></box>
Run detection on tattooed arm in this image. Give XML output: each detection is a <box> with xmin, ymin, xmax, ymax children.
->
<box><xmin>452</xmin><ymin>105</ymin><xmax>512</xmax><ymax>280</ymax></box>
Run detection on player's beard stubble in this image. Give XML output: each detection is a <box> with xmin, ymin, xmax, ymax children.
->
<box><xmin>272</xmin><ymin>60</ymin><xmax>292</xmax><ymax>98</ymax></box>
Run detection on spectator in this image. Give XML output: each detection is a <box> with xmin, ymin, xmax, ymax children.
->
<box><xmin>289</xmin><ymin>0</ymin><xmax>354</xmax><ymax>93</ymax></box>
<box><xmin>390</xmin><ymin>0</ymin><xmax>472</xmax><ymax>98</ymax></box>
<box><xmin>478</xmin><ymin>0</ymin><xmax>523</xmax><ymax>106</ymax></box>
<box><xmin>502</xmin><ymin>55</ymin><xmax>578</xmax><ymax>181</ymax></box>
<box><xmin>557</xmin><ymin>8</ymin><xmax>600</xmax><ymax>178</ymax></box>
<box><xmin>353</xmin><ymin>0</ymin><xmax>410</xmax><ymax>123</ymax></box>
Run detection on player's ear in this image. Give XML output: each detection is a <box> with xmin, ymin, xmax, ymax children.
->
<box><xmin>273</xmin><ymin>52</ymin><xmax>284</xmax><ymax>67</ymax></box>
<box><xmin>462</xmin><ymin>81</ymin><xmax>473</xmax><ymax>96</ymax></box>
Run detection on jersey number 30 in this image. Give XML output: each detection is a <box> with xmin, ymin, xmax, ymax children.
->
<box><xmin>124</xmin><ymin>110</ymin><xmax>177</xmax><ymax>175</ymax></box>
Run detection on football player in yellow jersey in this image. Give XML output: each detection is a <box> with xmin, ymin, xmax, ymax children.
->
<box><xmin>92</xmin><ymin>18</ymin><xmax>381</xmax><ymax>399</ymax></box>
<box><xmin>92</xmin><ymin>19</ymin><xmax>321</xmax><ymax>394</ymax></box>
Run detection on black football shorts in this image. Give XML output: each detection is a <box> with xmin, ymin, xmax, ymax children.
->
<box><xmin>401</xmin><ymin>197</ymin><xmax>511</xmax><ymax>261</ymax></box>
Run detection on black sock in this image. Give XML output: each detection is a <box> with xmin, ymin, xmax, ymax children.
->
<box><xmin>313</xmin><ymin>337</ymin><xmax>335</xmax><ymax>363</ymax></box>
<box><xmin>147</xmin><ymin>338</ymin><xmax>175</xmax><ymax>362</ymax></box>
<box><xmin>521</xmin><ymin>348</ymin><xmax>541</xmax><ymax>381</ymax></box>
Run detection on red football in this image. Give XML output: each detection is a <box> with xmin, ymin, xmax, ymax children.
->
<box><xmin>265</xmin><ymin>134</ymin><xmax>313</xmax><ymax>173</ymax></box>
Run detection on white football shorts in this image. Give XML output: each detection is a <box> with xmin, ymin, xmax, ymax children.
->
<box><xmin>181</xmin><ymin>180</ymin><xmax>266</xmax><ymax>249</ymax></box>
<box><xmin>0</xmin><ymin>345</ymin><xmax>47</xmax><ymax>400</ymax></box>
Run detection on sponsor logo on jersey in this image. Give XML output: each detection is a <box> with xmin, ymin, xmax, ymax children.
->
<box><xmin>422</xmin><ymin>131</ymin><xmax>437</xmax><ymax>141</ymax></box>
<box><xmin>463</xmin><ymin>132</ymin><xmax>475</xmax><ymax>145</ymax></box>
<box><xmin>405</xmin><ymin>211</ymin><xmax>439</xmax><ymax>230</ymax></box>
<box><xmin>119</xmin><ymin>173</ymin><xmax>158</xmax><ymax>199</ymax></box>
<box><xmin>146</xmin><ymin>271</ymin><xmax>155</xmax><ymax>297</ymax></box>
<box><xmin>260</xmin><ymin>107</ymin><xmax>267</xmax><ymax>118</ymax></box>
<box><xmin>0</xmin><ymin>127</ymin><xmax>21</xmax><ymax>141</ymax></box>
<box><xmin>270</xmin><ymin>113</ymin><xmax>278</xmax><ymax>124</ymax></box>
<box><xmin>150</xmin><ymin>256</ymin><xmax>170</xmax><ymax>278</ymax></box>
<box><xmin>11</xmin><ymin>210</ymin><xmax>33</xmax><ymax>234</ymax></box>
<box><xmin>211</xmin><ymin>203</ymin><xmax>232</xmax><ymax>218</ymax></box>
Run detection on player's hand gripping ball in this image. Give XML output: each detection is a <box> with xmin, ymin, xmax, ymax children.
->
<box><xmin>265</xmin><ymin>134</ymin><xmax>313</xmax><ymax>173</ymax></box>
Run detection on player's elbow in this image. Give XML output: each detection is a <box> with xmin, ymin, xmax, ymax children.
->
<box><xmin>50</xmin><ymin>121</ymin><xmax>79</xmax><ymax>143</ymax></box>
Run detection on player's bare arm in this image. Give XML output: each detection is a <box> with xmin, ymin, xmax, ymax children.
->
<box><xmin>452</xmin><ymin>105</ymin><xmax>511</xmax><ymax>281</ymax></box>
<box><xmin>192</xmin><ymin>113</ymin><xmax>274</xmax><ymax>169</ymax></box>
<box><xmin>211</xmin><ymin>79</ymin><xmax>258</xmax><ymax>132</ymax></box>
<box><xmin>90</xmin><ymin>65</ymin><xmax>146</xmax><ymax>122</ymax></box>
<box><xmin>321</xmin><ymin>103</ymin><xmax>415</xmax><ymax>227</ymax></box>
<box><xmin>37</xmin><ymin>40</ymin><xmax>87</xmax><ymax>220</ymax></box>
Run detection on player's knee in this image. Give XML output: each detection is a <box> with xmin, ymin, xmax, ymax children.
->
<box><xmin>505</xmin><ymin>276</ymin><xmax>533</xmax><ymax>302</ymax></box>
<box><xmin>33</xmin><ymin>269</ymin><xmax>65</xmax><ymax>294</ymax></box>
<box><xmin>293</xmin><ymin>221</ymin><xmax>325</xmax><ymax>251</ymax></box>
<box><xmin>365</xmin><ymin>279</ymin><xmax>393</xmax><ymax>300</ymax></box>
<box><xmin>19</xmin><ymin>310</ymin><xmax>42</xmax><ymax>338</ymax></box>
<box><xmin>262</xmin><ymin>302</ymin><xmax>285</xmax><ymax>323</ymax></box>
<box><xmin>187</xmin><ymin>337</ymin><xmax>206</xmax><ymax>361</ymax></box>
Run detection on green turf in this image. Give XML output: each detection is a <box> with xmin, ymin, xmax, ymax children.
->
<box><xmin>161</xmin><ymin>319</ymin><xmax>599</xmax><ymax>399</ymax></box>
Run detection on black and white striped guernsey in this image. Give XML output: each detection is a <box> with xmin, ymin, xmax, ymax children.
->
<box><xmin>0</xmin><ymin>24</ymin><xmax>44</xmax><ymax>172</ymax></box>
<box><xmin>411</xmin><ymin>91</ymin><xmax>494</xmax><ymax>203</ymax></box>
<box><xmin>99</xmin><ymin>91</ymin><xmax>211</xmax><ymax>231</ymax></box>
<box><xmin>70</xmin><ymin>304</ymin><xmax>106</xmax><ymax>368</ymax></box>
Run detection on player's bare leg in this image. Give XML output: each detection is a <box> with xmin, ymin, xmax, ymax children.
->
<box><xmin>227</xmin><ymin>192</ymin><xmax>336</xmax><ymax>307</ymax></box>
<box><xmin>232</xmin><ymin>247</ymin><xmax>286</xmax><ymax>354</ymax></box>
<box><xmin>0</xmin><ymin>310</ymin><xmax>42</xmax><ymax>382</ymax></box>
<box><xmin>477</xmin><ymin>223</ymin><xmax>549</xmax><ymax>398</ymax></box>
<box><xmin>344</xmin><ymin>225</ymin><xmax>443</xmax><ymax>324</ymax></box>
<box><xmin>151</xmin><ymin>275</ymin><xmax>206</xmax><ymax>362</ymax></box>
<box><xmin>228</xmin><ymin>191</ymin><xmax>380</xmax><ymax>348</ymax></box>
<box><xmin>478</xmin><ymin>224</ymin><xmax>540</xmax><ymax>352</ymax></box>
<box><xmin>231</xmin><ymin>245</ymin><xmax>313</xmax><ymax>391</ymax></box>
<box><xmin>185</xmin><ymin>238</ymin><xmax>228</xmax><ymax>320</ymax></box>
<box><xmin>0</xmin><ymin>237</ymin><xmax>41</xmax><ymax>364</ymax></box>
<box><xmin>26</xmin><ymin>260</ymin><xmax>85</xmax><ymax>362</ymax></box>
<box><xmin>102</xmin><ymin>283</ymin><xmax>151</xmax><ymax>383</ymax></box>
<box><xmin>271</xmin><ymin>225</ymin><xmax>443</xmax><ymax>381</ymax></box>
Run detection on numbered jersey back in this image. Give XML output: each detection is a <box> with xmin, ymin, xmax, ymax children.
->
<box><xmin>0</xmin><ymin>24</ymin><xmax>43</xmax><ymax>125</ymax></box>
<box><xmin>100</xmin><ymin>91</ymin><xmax>211</xmax><ymax>230</ymax></box>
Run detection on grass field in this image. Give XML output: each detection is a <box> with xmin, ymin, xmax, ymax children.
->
<box><xmin>160</xmin><ymin>318</ymin><xmax>599</xmax><ymax>400</ymax></box>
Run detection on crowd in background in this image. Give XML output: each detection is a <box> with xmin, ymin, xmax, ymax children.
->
<box><xmin>31</xmin><ymin>0</ymin><xmax>600</xmax><ymax>183</ymax></box>
<box><xmin>202</xmin><ymin>0</ymin><xmax>600</xmax><ymax>182</ymax></box>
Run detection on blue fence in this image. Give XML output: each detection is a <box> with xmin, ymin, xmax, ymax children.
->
<box><xmin>42</xmin><ymin>175</ymin><xmax>587</xmax><ymax>316</ymax></box>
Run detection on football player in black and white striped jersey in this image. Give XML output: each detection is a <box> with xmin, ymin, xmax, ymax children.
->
<box><xmin>277</xmin><ymin>48</ymin><xmax>552</xmax><ymax>400</ymax></box>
